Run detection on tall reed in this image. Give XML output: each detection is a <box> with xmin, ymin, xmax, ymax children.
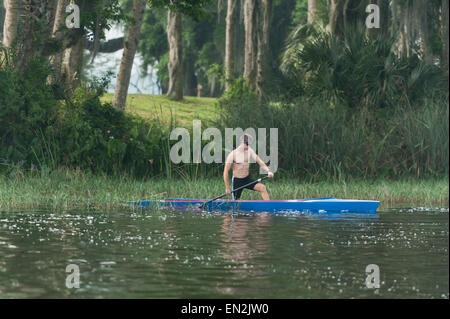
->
<box><xmin>217</xmin><ymin>90</ymin><xmax>449</xmax><ymax>179</ymax></box>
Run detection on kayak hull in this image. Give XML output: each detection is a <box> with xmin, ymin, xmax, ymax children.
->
<box><xmin>130</xmin><ymin>197</ymin><xmax>380</xmax><ymax>214</ymax></box>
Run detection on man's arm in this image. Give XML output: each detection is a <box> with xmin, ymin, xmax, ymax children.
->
<box><xmin>223</xmin><ymin>152</ymin><xmax>233</xmax><ymax>195</ymax></box>
<box><xmin>250</xmin><ymin>148</ymin><xmax>274</xmax><ymax>178</ymax></box>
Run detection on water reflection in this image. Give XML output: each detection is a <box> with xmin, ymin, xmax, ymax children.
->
<box><xmin>218</xmin><ymin>213</ymin><xmax>271</xmax><ymax>295</ymax></box>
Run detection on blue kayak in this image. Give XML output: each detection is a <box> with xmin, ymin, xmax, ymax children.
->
<box><xmin>130</xmin><ymin>197</ymin><xmax>380</xmax><ymax>214</ymax></box>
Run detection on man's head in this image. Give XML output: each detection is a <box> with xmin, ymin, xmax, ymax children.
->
<box><xmin>240</xmin><ymin>134</ymin><xmax>253</xmax><ymax>149</ymax></box>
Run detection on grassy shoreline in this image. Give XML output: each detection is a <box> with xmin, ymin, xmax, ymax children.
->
<box><xmin>0</xmin><ymin>169</ymin><xmax>447</xmax><ymax>212</ymax></box>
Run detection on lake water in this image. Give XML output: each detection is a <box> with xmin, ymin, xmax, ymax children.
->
<box><xmin>0</xmin><ymin>207</ymin><xmax>448</xmax><ymax>299</ymax></box>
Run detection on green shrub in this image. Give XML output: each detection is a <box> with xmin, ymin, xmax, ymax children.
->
<box><xmin>49</xmin><ymin>81</ymin><xmax>169</xmax><ymax>177</ymax></box>
<box><xmin>0</xmin><ymin>56</ymin><xmax>170</xmax><ymax>178</ymax></box>
<box><xmin>0</xmin><ymin>57</ymin><xmax>59</xmax><ymax>166</ymax></box>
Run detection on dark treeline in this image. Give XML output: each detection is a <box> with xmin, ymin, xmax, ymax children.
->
<box><xmin>0</xmin><ymin>0</ymin><xmax>448</xmax><ymax>180</ymax></box>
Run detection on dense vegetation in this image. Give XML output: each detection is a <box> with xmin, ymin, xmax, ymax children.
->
<box><xmin>218</xmin><ymin>25</ymin><xmax>449</xmax><ymax>179</ymax></box>
<box><xmin>0</xmin><ymin>0</ymin><xmax>448</xmax><ymax>183</ymax></box>
<box><xmin>0</xmin><ymin>54</ymin><xmax>169</xmax><ymax>177</ymax></box>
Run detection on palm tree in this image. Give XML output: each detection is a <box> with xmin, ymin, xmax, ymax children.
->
<box><xmin>281</xmin><ymin>26</ymin><xmax>446</xmax><ymax>109</ymax></box>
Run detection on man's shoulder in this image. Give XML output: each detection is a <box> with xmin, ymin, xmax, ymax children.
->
<box><xmin>227</xmin><ymin>149</ymin><xmax>236</xmax><ymax>156</ymax></box>
<box><xmin>247</xmin><ymin>147</ymin><xmax>257</xmax><ymax>155</ymax></box>
<box><xmin>225</xmin><ymin>150</ymin><xmax>235</xmax><ymax>163</ymax></box>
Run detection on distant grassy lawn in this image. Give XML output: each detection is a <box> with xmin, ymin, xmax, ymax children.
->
<box><xmin>101</xmin><ymin>93</ymin><xmax>219</xmax><ymax>127</ymax></box>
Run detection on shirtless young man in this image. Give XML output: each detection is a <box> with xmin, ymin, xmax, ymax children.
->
<box><xmin>223</xmin><ymin>134</ymin><xmax>274</xmax><ymax>200</ymax></box>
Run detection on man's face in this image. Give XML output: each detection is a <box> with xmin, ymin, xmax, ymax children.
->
<box><xmin>241</xmin><ymin>135</ymin><xmax>251</xmax><ymax>149</ymax></box>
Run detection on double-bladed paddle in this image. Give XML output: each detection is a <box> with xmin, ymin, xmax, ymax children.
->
<box><xmin>198</xmin><ymin>176</ymin><xmax>269</xmax><ymax>209</ymax></box>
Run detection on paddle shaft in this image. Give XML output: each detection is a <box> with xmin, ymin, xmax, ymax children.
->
<box><xmin>199</xmin><ymin>176</ymin><xmax>269</xmax><ymax>208</ymax></box>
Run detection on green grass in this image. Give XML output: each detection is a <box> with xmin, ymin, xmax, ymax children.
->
<box><xmin>0</xmin><ymin>168</ymin><xmax>447</xmax><ymax>212</ymax></box>
<box><xmin>100</xmin><ymin>93</ymin><xmax>218</xmax><ymax>127</ymax></box>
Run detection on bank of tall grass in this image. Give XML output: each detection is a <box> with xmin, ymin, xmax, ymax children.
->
<box><xmin>0</xmin><ymin>168</ymin><xmax>447</xmax><ymax>212</ymax></box>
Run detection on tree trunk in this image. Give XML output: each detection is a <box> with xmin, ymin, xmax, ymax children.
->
<box><xmin>48</xmin><ymin>0</ymin><xmax>68</xmax><ymax>85</ymax></box>
<box><xmin>393</xmin><ymin>0</ymin><xmax>411</xmax><ymax>59</ymax></box>
<box><xmin>51</xmin><ymin>0</ymin><xmax>67</xmax><ymax>40</ymax></box>
<box><xmin>377</xmin><ymin>0</ymin><xmax>390</xmax><ymax>36</ymax></box>
<box><xmin>256</xmin><ymin>0</ymin><xmax>271</xmax><ymax>98</ymax></box>
<box><xmin>391</xmin><ymin>0</ymin><xmax>398</xmax><ymax>37</ymax></box>
<box><xmin>2</xmin><ymin>0</ymin><xmax>19</xmax><ymax>47</ymax></box>
<box><xmin>367</xmin><ymin>0</ymin><xmax>377</xmax><ymax>38</ymax></box>
<box><xmin>392</xmin><ymin>0</ymin><xmax>403</xmax><ymax>57</ymax></box>
<box><xmin>307</xmin><ymin>0</ymin><xmax>318</xmax><ymax>25</ymax></box>
<box><xmin>0</xmin><ymin>0</ymin><xmax>6</xmax><ymax>41</ymax></box>
<box><xmin>368</xmin><ymin>0</ymin><xmax>390</xmax><ymax>38</ymax></box>
<box><xmin>184</xmin><ymin>51</ymin><xmax>197</xmax><ymax>96</ymax></box>
<box><xmin>167</xmin><ymin>7</ymin><xmax>183</xmax><ymax>101</ymax></box>
<box><xmin>243</xmin><ymin>0</ymin><xmax>258</xmax><ymax>90</ymax></box>
<box><xmin>328</xmin><ymin>0</ymin><xmax>344</xmax><ymax>36</ymax></box>
<box><xmin>225</xmin><ymin>0</ymin><xmax>237</xmax><ymax>90</ymax></box>
<box><xmin>262</xmin><ymin>0</ymin><xmax>271</xmax><ymax>46</ymax></box>
<box><xmin>17</xmin><ymin>0</ymin><xmax>54</xmax><ymax>73</ymax></box>
<box><xmin>62</xmin><ymin>35</ymin><xmax>85</xmax><ymax>94</ymax></box>
<box><xmin>403</xmin><ymin>2</ymin><xmax>411</xmax><ymax>59</ymax></box>
<box><xmin>417</xmin><ymin>1</ymin><xmax>432</xmax><ymax>64</ymax></box>
<box><xmin>343</xmin><ymin>0</ymin><xmax>366</xmax><ymax>31</ymax></box>
<box><xmin>442</xmin><ymin>0</ymin><xmax>449</xmax><ymax>75</ymax></box>
<box><xmin>243</xmin><ymin>0</ymin><xmax>270</xmax><ymax>98</ymax></box>
<box><xmin>113</xmin><ymin>0</ymin><xmax>146</xmax><ymax>111</ymax></box>
<box><xmin>234</xmin><ymin>1</ymin><xmax>245</xmax><ymax>80</ymax></box>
